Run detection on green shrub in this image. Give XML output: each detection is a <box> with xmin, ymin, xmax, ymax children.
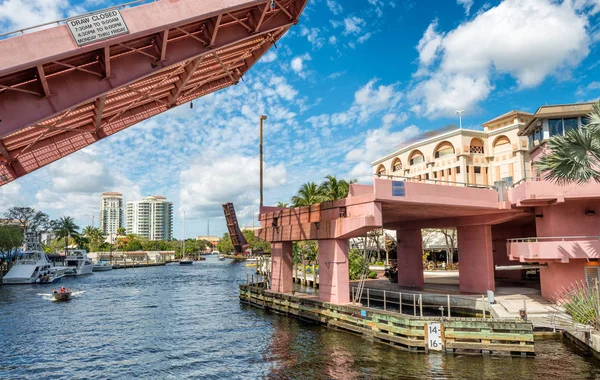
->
<box><xmin>560</xmin><ymin>281</ymin><xmax>600</xmax><ymax>330</ymax></box>
<box><xmin>374</xmin><ymin>261</ymin><xmax>385</xmax><ymax>266</ymax></box>
<box><xmin>367</xmin><ymin>271</ymin><xmax>378</xmax><ymax>279</ymax></box>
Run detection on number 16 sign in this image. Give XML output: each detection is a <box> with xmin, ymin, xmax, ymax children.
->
<box><xmin>426</xmin><ymin>322</ymin><xmax>444</xmax><ymax>351</ymax></box>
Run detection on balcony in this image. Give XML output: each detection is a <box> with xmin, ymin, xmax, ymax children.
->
<box><xmin>507</xmin><ymin>236</ymin><xmax>600</xmax><ymax>262</ymax></box>
<box><xmin>509</xmin><ymin>177</ymin><xmax>600</xmax><ymax>206</ymax></box>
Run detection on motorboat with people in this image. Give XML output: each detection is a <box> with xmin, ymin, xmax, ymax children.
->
<box><xmin>92</xmin><ymin>261</ymin><xmax>113</xmax><ymax>272</ymax></box>
<box><xmin>218</xmin><ymin>254</ymin><xmax>225</xmax><ymax>261</ymax></box>
<box><xmin>2</xmin><ymin>250</ymin><xmax>56</xmax><ymax>285</ymax></box>
<box><xmin>52</xmin><ymin>286</ymin><xmax>72</xmax><ymax>301</ymax></box>
<box><xmin>64</xmin><ymin>250</ymin><xmax>94</xmax><ymax>276</ymax></box>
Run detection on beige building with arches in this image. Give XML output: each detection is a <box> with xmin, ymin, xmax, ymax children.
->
<box><xmin>372</xmin><ymin>111</ymin><xmax>534</xmax><ymax>187</ymax></box>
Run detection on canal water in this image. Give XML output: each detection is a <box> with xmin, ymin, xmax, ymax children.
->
<box><xmin>1</xmin><ymin>256</ymin><xmax>598</xmax><ymax>379</ymax></box>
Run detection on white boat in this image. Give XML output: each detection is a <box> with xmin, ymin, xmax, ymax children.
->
<box><xmin>37</xmin><ymin>267</ymin><xmax>66</xmax><ymax>284</ymax></box>
<box><xmin>64</xmin><ymin>250</ymin><xmax>94</xmax><ymax>276</ymax></box>
<box><xmin>2</xmin><ymin>250</ymin><xmax>55</xmax><ymax>284</ymax></box>
<box><xmin>92</xmin><ymin>261</ymin><xmax>113</xmax><ymax>272</ymax></box>
<box><xmin>218</xmin><ymin>254</ymin><xmax>225</xmax><ymax>261</ymax></box>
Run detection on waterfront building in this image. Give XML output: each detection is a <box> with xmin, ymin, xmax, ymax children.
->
<box><xmin>125</xmin><ymin>196</ymin><xmax>173</xmax><ymax>241</ymax></box>
<box><xmin>372</xmin><ymin>111</ymin><xmax>534</xmax><ymax>187</ymax></box>
<box><xmin>196</xmin><ymin>235</ymin><xmax>221</xmax><ymax>252</ymax></box>
<box><xmin>257</xmin><ymin>101</ymin><xmax>600</xmax><ymax>305</ymax></box>
<box><xmin>100</xmin><ymin>192</ymin><xmax>123</xmax><ymax>239</ymax></box>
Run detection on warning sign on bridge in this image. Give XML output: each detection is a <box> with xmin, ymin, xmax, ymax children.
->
<box><xmin>67</xmin><ymin>8</ymin><xmax>129</xmax><ymax>47</ymax></box>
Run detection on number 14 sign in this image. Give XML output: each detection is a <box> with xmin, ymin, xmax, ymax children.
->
<box><xmin>426</xmin><ymin>322</ymin><xmax>444</xmax><ymax>351</ymax></box>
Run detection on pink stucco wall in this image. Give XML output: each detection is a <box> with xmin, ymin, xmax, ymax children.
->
<box><xmin>535</xmin><ymin>200</ymin><xmax>600</xmax><ymax>237</ymax></box>
<box><xmin>270</xmin><ymin>242</ymin><xmax>293</xmax><ymax>294</ymax></box>
<box><xmin>374</xmin><ymin>178</ymin><xmax>500</xmax><ymax>209</ymax></box>
<box><xmin>396</xmin><ymin>229</ymin><xmax>424</xmax><ymax>288</ymax></box>
<box><xmin>508</xmin><ymin>239</ymin><xmax>600</xmax><ymax>261</ymax></box>
<box><xmin>318</xmin><ymin>239</ymin><xmax>350</xmax><ymax>304</ymax></box>
<box><xmin>540</xmin><ymin>261</ymin><xmax>587</xmax><ymax>300</ymax></box>
<box><xmin>458</xmin><ymin>225</ymin><xmax>495</xmax><ymax>293</ymax></box>
<box><xmin>492</xmin><ymin>222</ymin><xmax>536</xmax><ymax>280</ymax></box>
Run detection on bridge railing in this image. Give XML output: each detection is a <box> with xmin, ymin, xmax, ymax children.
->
<box><xmin>0</xmin><ymin>0</ymin><xmax>158</xmax><ymax>39</ymax></box>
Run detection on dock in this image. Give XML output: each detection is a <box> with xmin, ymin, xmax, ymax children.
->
<box><xmin>240</xmin><ymin>284</ymin><xmax>535</xmax><ymax>356</ymax></box>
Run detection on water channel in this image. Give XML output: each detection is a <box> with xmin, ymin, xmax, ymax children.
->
<box><xmin>1</xmin><ymin>256</ymin><xmax>598</xmax><ymax>379</ymax></box>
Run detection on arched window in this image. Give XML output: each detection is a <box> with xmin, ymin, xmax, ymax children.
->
<box><xmin>409</xmin><ymin>150</ymin><xmax>424</xmax><ymax>166</ymax></box>
<box><xmin>376</xmin><ymin>165</ymin><xmax>387</xmax><ymax>176</ymax></box>
<box><xmin>392</xmin><ymin>158</ymin><xmax>402</xmax><ymax>172</ymax></box>
<box><xmin>469</xmin><ymin>138</ymin><xmax>484</xmax><ymax>154</ymax></box>
<box><xmin>493</xmin><ymin>136</ymin><xmax>511</xmax><ymax>155</ymax></box>
<box><xmin>434</xmin><ymin>141</ymin><xmax>455</xmax><ymax>159</ymax></box>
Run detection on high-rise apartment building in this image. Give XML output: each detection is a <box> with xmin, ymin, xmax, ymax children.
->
<box><xmin>100</xmin><ymin>192</ymin><xmax>123</xmax><ymax>238</ymax></box>
<box><xmin>125</xmin><ymin>196</ymin><xmax>173</xmax><ymax>241</ymax></box>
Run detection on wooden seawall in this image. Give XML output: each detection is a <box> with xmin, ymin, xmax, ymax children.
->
<box><xmin>240</xmin><ymin>284</ymin><xmax>535</xmax><ymax>356</ymax></box>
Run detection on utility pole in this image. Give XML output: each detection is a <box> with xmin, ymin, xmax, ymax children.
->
<box><xmin>260</xmin><ymin>115</ymin><xmax>267</xmax><ymax>208</ymax></box>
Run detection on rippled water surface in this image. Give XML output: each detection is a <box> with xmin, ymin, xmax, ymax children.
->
<box><xmin>1</xmin><ymin>257</ymin><xmax>599</xmax><ymax>379</ymax></box>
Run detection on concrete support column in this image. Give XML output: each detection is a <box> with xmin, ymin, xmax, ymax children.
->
<box><xmin>457</xmin><ymin>225</ymin><xmax>495</xmax><ymax>293</ymax></box>
<box><xmin>318</xmin><ymin>239</ymin><xmax>350</xmax><ymax>304</ymax></box>
<box><xmin>396</xmin><ymin>229</ymin><xmax>424</xmax><ymax>288</ymax></box>
<box><xmin>451</xmin><ymin>166</ymin><xmax>457</xmax><ymax>184</ymax></box>
<box><xmin>270</xmin><ymin>241</ymin><xmax>293</xmax><ymax>294</ymax></box>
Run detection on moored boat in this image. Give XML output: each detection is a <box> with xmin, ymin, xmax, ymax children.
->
<box><xmin>92</xmin><ymin>261</ymin><xmax>113</xmax><ymax>272</ymax></box>
<box><xmin>64</xmin><ymin>250</ymin><xmax>94</xmax><ymax>276</ymax></box>
<box><xmin>2</xmin><ymin>251</ymin><xmax>54</xmax><ymax>285</ymax></box>
<box><xmin>179</xmin><ymin>258</ymin><xmax>193</xmax><ymax>265</ymax></box>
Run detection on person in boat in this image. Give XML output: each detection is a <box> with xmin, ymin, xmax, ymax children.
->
<box><xmin>59</xmin><ymin>286</ymin><xmax>66</xmax><ymax>293</ymax></box>
<box><xmin>53</xmin><ymin>288</ymin><xmax>57</xmax><ymax>294</ymax></box>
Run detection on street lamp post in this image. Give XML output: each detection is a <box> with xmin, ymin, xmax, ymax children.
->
<box><xmin>455</xmin><ymin>110</ymin><xmax>464</xmax><ymax>129</ymax></box>
<box><xmin>259</xmin><ymin>115</ymin><xmax>267</xmax><ymax>208</ymax></box>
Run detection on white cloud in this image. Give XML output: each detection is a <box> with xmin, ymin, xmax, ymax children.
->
<box><xmin>416</xmin><ymin>20</ymin><xmax>443</xmax><ymax>68</ymax></box>
<box><xmin>299</xmin><ymin>26</ymin><xmax>324</xmax><ymax>49</ymax></box>
<box><xmin>0</xmin><ymin>182</ymin><xmax>25</xmax><ymax>214</ymax></box>
<box><xmin>457</xmin><ymin>0</ymin><xmax>474</xmax><ymax>15</ymax></box>
<box><xmin>357</xmin><ymin>32</ymin><xmax>372</xmax><ymax>44</ymax></box>
<box><xmin>367</xmin><ymin>0</ymin><xmax>385</xmax><ymax>17</ymax></box>
<box><xmin>329</xmin><ymin>35</ymin><xmax>337</xmax><ymax>45</ymax></box>
<box><xmin>411</xmin><ymin>0</ymin><xmax>592</xmax><ymax>118</ymax></box>
<box><xmin>343</xmin><ymin>16</ymin><xmax>366</xmax><ymax>35</ymax></box>
<box><xmin>32</xmin><ymin>149</ymin><xmax>141</xmax><ymax>223</ymax></box>
<box><xmin>0</xmin><ymin>0</ymin><xmax>84</xmax><ymax>33</ymax></box>
<box><xmin>326</xmin><ymin>0</ymin><xmax>343</xmax><ymax>15</ymax></box>
<box><xmin>346</xmin><ymin>124</ymin><xmax>420</xmax><ymax>182</ymax></box>
<box><xmin>260</xmin><ymin>50</ymin><xmax>278</xmax><ymax>63</ymax></box>
<box><xmin>290</xmin><ymin>53</ymin><xmax>312</xmax><ymax>78</ymax></box>
<box><xmin>179</xmin><ymin>155</ymin><xmax>287</xmax><ymax>219</ymax></box>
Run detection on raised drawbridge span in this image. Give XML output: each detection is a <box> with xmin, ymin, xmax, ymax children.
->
<box><xmin>0</xmin><ymin>0</ymin><xmax>308</xmax><ymax>186</ymax></box>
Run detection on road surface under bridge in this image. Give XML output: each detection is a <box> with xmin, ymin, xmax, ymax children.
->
<box><xmin>0</xmin><ymin>0</ymin><xmax>308</xmax><ymax>186</ymax></box>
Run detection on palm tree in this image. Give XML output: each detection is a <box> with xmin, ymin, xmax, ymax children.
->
<box><xmin>319</xmin><ymin>175</ymin><xmax>357</xmax><ymax>201</ymax></box>
<box><xmin>291</xmin><ymin>182</ymin><xmax>324</xmax><ymax>206</ymax></box>
<box><xmin>83</xmin><ymin>226</ymin><xmax>105</xmax><ymax>252</ymax></box>
<box><xmin>53</xmin><ymin>216</ymin><xmax>80</xmax><ymax>255</ymax></box>
<box><xmin>276</xmin><ymin>202</ymin><xmax>288</xmax><ymax>208</ymax></box>
<box><xmin>117</xmin><ymin>227</ymin><xmax>126</xmax><ymax>236</ymax></box>
<box><xmin>535</xmin><ymin>101</ymin><xmax>600</xmax><ymax>184</ymax></box>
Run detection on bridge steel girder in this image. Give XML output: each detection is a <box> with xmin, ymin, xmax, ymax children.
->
<box><xmin>0</xmin><ymin>0</ymin><xmax>307</xmax><ymax>186</ymax></box>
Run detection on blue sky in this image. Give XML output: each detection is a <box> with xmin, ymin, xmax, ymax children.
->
<box><xmin>1</xmin><ymin>0</ymin><xmax>600</xmax><ymax>239</ymax></box>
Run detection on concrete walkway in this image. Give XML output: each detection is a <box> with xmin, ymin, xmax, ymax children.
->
<box><xmin>350</xmin><ymin>271</ymin><xmax>572</xmax><ymax>329</ymax></box>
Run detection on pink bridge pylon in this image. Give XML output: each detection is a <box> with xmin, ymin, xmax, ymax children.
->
<box><xmin>0</xmin><ymin>0</ymin><xmax>307</xmax><ymax>186</ymax></box>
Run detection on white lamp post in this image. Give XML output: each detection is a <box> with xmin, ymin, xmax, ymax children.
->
<box><xmin>455</xmin><ymin>110</ymin><xmax>464</xmax><ymax>129</ymax></box>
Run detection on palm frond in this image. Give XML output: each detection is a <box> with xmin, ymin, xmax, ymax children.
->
<box><xmin>535</xmin><ymin>123</ymin><xmax>600</xmax><ymax>185</ymax></box>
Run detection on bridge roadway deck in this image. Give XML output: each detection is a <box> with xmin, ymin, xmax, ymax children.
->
<box><xmin>0</xmin><ymin>0</ymin><xmax>308</xmax><ymax>186</ymax></box>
